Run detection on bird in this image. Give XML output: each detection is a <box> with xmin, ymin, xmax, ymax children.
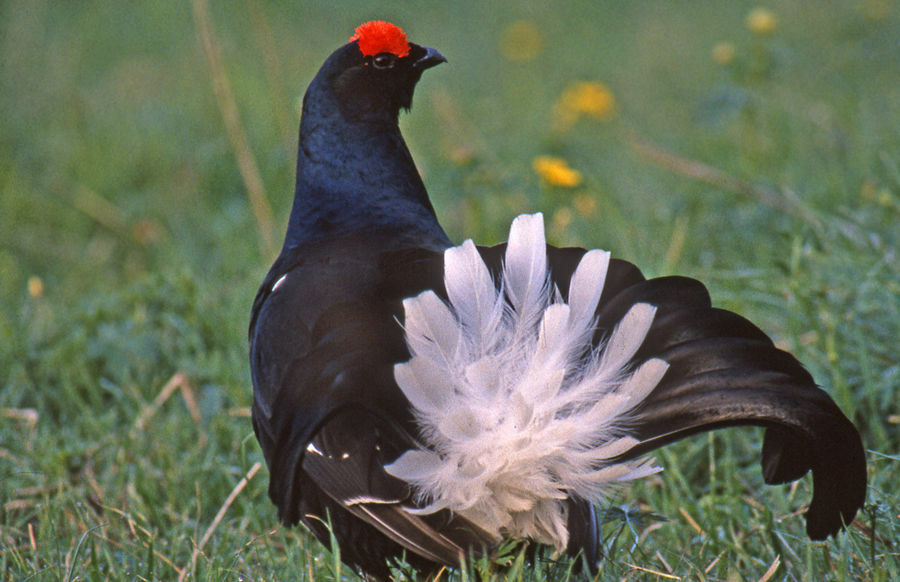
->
<box><xmin>249</xmin><ymin>20</ymin><xmax>866</xmax><ymax>579</ymax></box>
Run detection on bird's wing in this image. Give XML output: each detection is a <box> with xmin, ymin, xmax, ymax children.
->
<box><xmin>249</xmin><ymin>240</ymin><xmax>492</xmax><ymax>574</ymax></box>
<box><xmin>301</xmin><ymin>408</ymin><xmax>493</xmax><ymax>568</ymax></box>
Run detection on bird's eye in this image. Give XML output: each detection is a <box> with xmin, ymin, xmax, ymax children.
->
<box><xmin>372</xmin><ymin>53</ymin><xmax>397</xmax><ymax>69</ymax></box>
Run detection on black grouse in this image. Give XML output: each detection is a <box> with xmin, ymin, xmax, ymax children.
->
<box><xmin>249</xmin><ymin>20</ymin><xmax>866</xmax><ymax>579</ymax></box>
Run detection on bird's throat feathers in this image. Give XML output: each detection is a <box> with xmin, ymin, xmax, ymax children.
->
<box><xmin>285</xmin><ymin>63</ymin><xmax>446</xmax><ymax>249</ymax></box>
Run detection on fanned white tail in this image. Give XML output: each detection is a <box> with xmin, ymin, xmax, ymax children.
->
<box><xmin>386</xmin><ymin>213</ymin><xmax>667</xmax><ymax>550</ymax></box>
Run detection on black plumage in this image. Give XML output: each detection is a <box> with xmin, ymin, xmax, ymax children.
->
<box><xmin>249</xmin><ymin>21</ymin><xmax>866</xmax><ymax>579</ymax></box>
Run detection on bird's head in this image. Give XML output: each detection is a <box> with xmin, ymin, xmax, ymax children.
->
<box><xmin>312</xmin><ymin>21</ymin><xmax>446</xmax><ymax>123</ymax></box>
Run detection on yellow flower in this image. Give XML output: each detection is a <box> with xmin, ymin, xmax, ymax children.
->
<box><xmin>553</xmin><ymin>81</ymin><xmax>616</xmax><ymax>131</ymax></box>
<box><xmin>746</xmin><ymin>7</ymin><xmax>778</xmax><ymax>35</ymax></box>
<box><xmin>499</xmin><ymin>20</ymin><xmax>544</xmax><ymax>62</ymax></box>
<box><xmin>28</xmin><ymin>276</ymin><xmax>44</xmax><ymax>298</ymax></box>
<box><xmin>711</xmin><ymin>42</ymin><xmax>736</xmax><ymax>65</ymax></box>
<box><xmin>561</xmin><ymin>82</ymin><xmax>616</xmax><ymax>120</ymax></box>
<box><xmin>533</xmin><ymin>156</ymin><xmax>583</xmax><ymax>188</ymax></box>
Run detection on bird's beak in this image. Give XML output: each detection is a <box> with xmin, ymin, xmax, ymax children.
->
<box><xmin>413</xmin><ymin>46</ymin><xmax>448</xmax><ymax>71</ymax></box>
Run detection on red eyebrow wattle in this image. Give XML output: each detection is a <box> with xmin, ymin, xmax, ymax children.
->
<box><xmin>350</xmin><ymin>21</ymin><xmax>410</xmax><ymax>58</ymax></box>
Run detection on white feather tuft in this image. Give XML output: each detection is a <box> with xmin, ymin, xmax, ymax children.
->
<box><xmin>387</xmin><ymin>213</ymin><xmax>666</xmax><ymax>551</ymax></box>
<box><xmin>444</xmin><ymin>239</ymin><xmax>504</xmax><ymax>350</ymax></box>
<box><xmin>566</xmin><ymin>249</ymin><xmax>609</xmax><ymax>336</ymax></box>
<box><xmin>503</xmin><ymin>213</ymin><xmax>551</xmax><ymax>344</ymax></box>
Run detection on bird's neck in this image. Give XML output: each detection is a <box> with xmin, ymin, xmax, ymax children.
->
<box><xmin>283</xmin><ymin>91</ymin><xmax>449</xmax><ymax>251</ymax></box>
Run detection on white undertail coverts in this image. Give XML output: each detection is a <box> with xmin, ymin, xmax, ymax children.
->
<box><xmin>387</xmin><ymin>213</ymin><xmax>668</xmax><ymax>550</ymax></box>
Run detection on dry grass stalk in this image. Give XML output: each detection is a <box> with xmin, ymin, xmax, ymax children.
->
<box><xmin>179</xmin><ymin>461</ymin><xmax>262</xmax><ymax>582</ymax></box>
<box><xmin>191</xmin><ymin>0</ymin><xmax>276</xmax><ymax>258</ymax></box>
<box><xmin>628</xmin><ymin>133</ymin><xmax>822</xmax><ymax>230</ymax></box>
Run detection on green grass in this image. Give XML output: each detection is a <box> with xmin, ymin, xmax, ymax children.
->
<box><xmin>2</xmin><ymin>1</ymin><xmax>899</xmax><ymax>579</ymax></box>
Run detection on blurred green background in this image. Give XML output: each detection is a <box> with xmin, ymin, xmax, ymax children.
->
<box><xmin>2</xmin><ymin>1</ymin><xmax>898</xmax><ymax>579</ymax></box>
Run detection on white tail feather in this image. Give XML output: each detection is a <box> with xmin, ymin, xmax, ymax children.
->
<box><xmin>596</xmin><ymin>303</ymin><xmax>657</xmax><ymax>378</ymax></box>
<box><xmin>387</xmin><ymin>213</ymin><xmax>665</xmax><ymax>551</ymax></box>
<box><xmin>402</xmin><ymin>292</ymin><xmax>461</xmax><ymax>372</ymax></box>
<box><xmin>394</xmin><ymin>357</ymin><xmax>452</xmax><ymax>415</ymax></box>
<box><xmin>503</xmin><ymin>214</ymin><xmax>548</xmax><ymax>313</ymax></box>
<box><xmin>444</xmin><ymin>239</ymin><xmax>504</xmax><ymax>352</ymax></box>
<box><xmin>567</xmin><ymin>249</ymin><xmax>610</xmax><ymax>337</ymax></box>
<box><xmin>503</xmin><ymin>214</ymin><xmax>551</xmax><ymax>347</ymax></box>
